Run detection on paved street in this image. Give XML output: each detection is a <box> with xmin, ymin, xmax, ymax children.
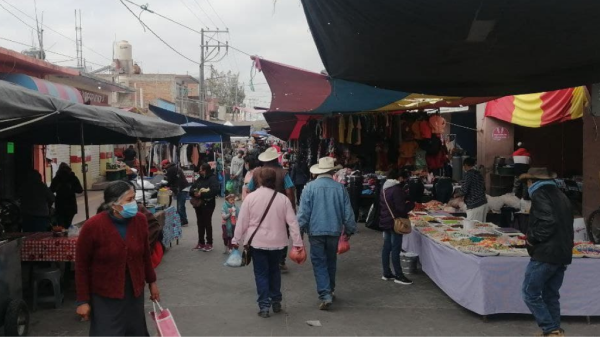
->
<box><xmin>24</xmin><ymin>195</ymin><xmax>598</xmax><ymax>336</ymax></box>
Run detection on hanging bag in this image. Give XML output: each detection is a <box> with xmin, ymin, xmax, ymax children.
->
<box><xmin>150</xmin><ymin>301</ymin><xmax>181</xmax><ymax>337</ymax></box>
<box><xmin>383</xmin><ymin>190</ymin><xmax>412</xmax><ymax>235</ymax></box>
<box><xmin>241</xmin><ymin>191</ymin><xmax>278</xmax><ymax>266</ymax></box>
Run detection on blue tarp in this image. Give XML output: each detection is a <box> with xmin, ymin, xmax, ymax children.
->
<box><xmin>149</xmin><ymin>104</ymin><xmax>250</xmax><ymax>138</ymax></box>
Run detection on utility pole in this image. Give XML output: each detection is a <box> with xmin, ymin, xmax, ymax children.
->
<box><xmin>199</xmin><ymin>29</ymin><xmax>229</xmax><ymax>119</ymax></box>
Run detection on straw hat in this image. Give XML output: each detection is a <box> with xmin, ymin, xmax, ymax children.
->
<box><xmin>310</xmin><ymin>157</ymin><xmax>342</xmax><ymax>175</ymax></box>
<box><xmin>258</xmin><ymin>147</ymin><xmax>281</xmax><ymax>162</ymax></box>
<box><xmin>519</xmin><ymin>167</ymin><xmax>557</xmax><ymax>180</ymax></box>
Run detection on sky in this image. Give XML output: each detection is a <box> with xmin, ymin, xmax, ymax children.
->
<box><xmin>0</xmin><ymin>0</ymin><xmax>325</xmax><ymax>107</ymax></box>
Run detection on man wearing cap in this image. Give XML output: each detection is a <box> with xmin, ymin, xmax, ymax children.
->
<box><xmin>247</xmin><ymin>147</ymin><xmax>296</xmax><ymax>272</ymax></box>
<box><xmin>230</xmin><ymin>150</ymin><xmax>245</xmax><ymax>200</ymax></box>
<box><xmin>297</xmin><ymin>157</ymin><xmax>356</xmax><ymax>310</ymax></box>
<box><xmin>162</xmin><ymin>160</ymin><xmax>190</xmax><ymax>226</ymax></box>
<box><xmin>520</xmin><ymin>168</ymin><xmax>573</xmax><ymax>337</ymax></box>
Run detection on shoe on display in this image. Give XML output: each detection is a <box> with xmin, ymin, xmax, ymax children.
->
<box><xmin>394</xmin><ymin>275</ymin><xmax>413</xmax><ymax>285</ymax></box>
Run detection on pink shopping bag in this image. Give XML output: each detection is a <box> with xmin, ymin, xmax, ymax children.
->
<box><xmin>150</xmin><ymin>301</ymin><xmax>181</xmax><ymax>337</ymax></box>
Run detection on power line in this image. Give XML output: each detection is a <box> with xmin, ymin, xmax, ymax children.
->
<box><xmin>179</xmin><ymin>0</ymin><xmax>209</xmax><ymax>29</ymax></box>
<box><xmin>190</xmin><ymin>0</ymin><xmax>218</xmax><ymax>28</ymax></box>
<box><xmin>119</xmin><ymin>0</ymin><xmax>201</xmax><ymax>65</ymax></box>
<box><xmin>0</xmin><ymin>2</ymin><xmax>37</xmax><ymax>32</ymax></box>
<box><xmin>206</xmin><ymin>0</ymin><xmax>227</xmax><ymax>28</ymax></box>
<box><xmin>0</xmin><ymin>0</ymin><xmax>112</xmax><ymax>61</ymax></box>
<box><xmin>0</xmin><ymin>37</ymin><xmax>105</xmax><ymax>67</ymax></box>
<box><xmin>122</xmin><ymin>0</ymin><xmax>252</xmax><ymax>57</ymax></box>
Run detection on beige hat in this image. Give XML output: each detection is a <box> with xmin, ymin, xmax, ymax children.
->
<box><xmin>519</xmin><ymin>167</ymin><xmax>557</xmax><ymax>180</ymax></box>
<box><xmin>258</xmin><ymin>147</ymin><xmax>282</xmax><ymax>162</ymax></box>
<box><xmin>310</xmin><ymin>157</ymin><xmax>342</xmax><ymax>175</ymax></box>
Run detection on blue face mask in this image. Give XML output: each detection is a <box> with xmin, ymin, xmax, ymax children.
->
<box><xmin>119</xmin><ymin>201</ymin><xmax>138</xmax><ymax>218</ymax></box>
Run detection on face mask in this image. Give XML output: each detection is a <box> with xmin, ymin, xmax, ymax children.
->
<box><xmin>119</xmin><ymin>201</ymin><xmax>138</xmax><ymax>218</ymax></box>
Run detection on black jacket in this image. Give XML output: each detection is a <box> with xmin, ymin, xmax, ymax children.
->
<box><xmin>189</xmin><ymin>172</ymin><xmax>220</xmax><ymax>204</ymax></box>
<box><xmin>50</xmin><ymin>172</ymin><xmax>83</xmax><ymax>215</ymax></box>
<box><xmin>527</xmin><ymin>184</ymin><xmax>574</xmax><ymax>265</ymax></box>
<box><xmin>460</xmin><ymin>169</ymin><xmax>487</xmax><ymax>209</ymax></box>
<box><xmin>164</xmin><ymin>164</ymin><xmax>190</xmax><ymax>193</ymax></box>
<box><xmin>379</xmin><ymin>181</ymin><xmax>414</xmax><ymax>230</ymax></box>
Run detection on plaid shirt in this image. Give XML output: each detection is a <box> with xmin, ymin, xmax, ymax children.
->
<box><xmin>460</xmin><ymin>169</ymin><xmax>487</xmax><ymax>209</ymax></box>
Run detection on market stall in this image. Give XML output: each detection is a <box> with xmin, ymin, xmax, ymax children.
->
<box><xmin>404</xmin><ymin>211</ymin><xmax>600</xmax><ymax>317</ymax></box>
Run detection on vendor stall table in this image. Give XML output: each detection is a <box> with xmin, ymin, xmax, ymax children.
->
<box><xmin>403</xmin><ymin>229</ymin><xmax>600</xmax><ymax>317</ymax></box>
<box><xmin>21</xmin><ymin>233</ymin><xmax>77</xmax><ymax>262</ymax></box>
<box><xmin>155</xmin><ymin>206</ymin><xmax>182</xmax><ymax>248</ymax></box>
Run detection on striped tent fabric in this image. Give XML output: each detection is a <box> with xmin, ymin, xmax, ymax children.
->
<box><xmin>485</xmin><ymin>87</ymin><xmax>589</xmax><ymax>127</ymax></box>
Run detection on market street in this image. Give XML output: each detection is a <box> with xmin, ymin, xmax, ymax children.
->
<box><xmin>21</xmin><ymin>194</ymin><xmax>597</xmax><ymax>336</ymax></box>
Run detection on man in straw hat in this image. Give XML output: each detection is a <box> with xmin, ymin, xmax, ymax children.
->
<box><xmin>519</xmin><ymin>167</ymin><xmax>573</xmax><ymax>337</ymax></box>
<box><xmin>298</xmin><ymin>157</ymin><xmax>356</xmax><ymax>311</ymax></box>
<box><xmin>247</xmin><ymin>147</ymin><xmax>296</xmax><ymax>272</ymax></box>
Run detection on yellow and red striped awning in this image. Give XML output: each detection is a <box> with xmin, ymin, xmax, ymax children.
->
<box><xmin>485</xmin><ymin>87</ymin><xmax>589</xmax><ymax>128</ymax></box>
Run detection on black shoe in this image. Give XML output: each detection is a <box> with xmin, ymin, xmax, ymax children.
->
<box><xmin>280</xmin><ymin>264</ymin><xmax>289</xmax><ymax>273</ymax></box>
<box><xmin>258</xmin><ymin>311</ymin><xmax>270</xmax><ymax>318</ymax></box>
<box><xmin>394</xmin><ymin>275</ymin><xmax>413</xmax><ymax>285</ymax></box>
<box><xmin>272</xmin><ymin>302</ymin><xmax>282</xmax><ymax>313</ymax></box>
<box><xmin>382</xmin><ymin>274</ymin><xmax>396</xmax><ymax>281</ymax></box>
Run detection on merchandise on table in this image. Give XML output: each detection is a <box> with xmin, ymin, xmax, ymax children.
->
<box><xmin>457</xmin><ymin>245</ymin><xmax>499</xmax><ymax>257</ymax></box>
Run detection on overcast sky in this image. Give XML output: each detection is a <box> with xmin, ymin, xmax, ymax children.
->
<box><xmin>0</xmin><ymin>0</ymin><xmax>325</xmax><ymax>107</ymax></box>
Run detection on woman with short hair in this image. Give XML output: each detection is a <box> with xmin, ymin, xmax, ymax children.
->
<box><xmin>75</xmin><ymin>181</ymin><xmax>160</xmax><ymax>336</ymax></box>
<box><xmin>233</xmin><ymin>167</ymin><xmax>304</xmax><ymax>318</ymax></box>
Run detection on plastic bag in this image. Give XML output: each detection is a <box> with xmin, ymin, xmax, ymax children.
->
<box><xmin>337</xmin><ymin>235</ymin><xmax>350</xmax><ymax>255</ymax></box>
<box><xmin>150</xmin><ymin>301</ymin><xmax>181</xmax><ymax>337</ymax></box>
<box><xmin>225</xmin><ymin>181</ymin><xmax>234</xmax><ymax>193</ymax></box>
<box><xmin>224</xmin><ymin>249</ymin><xmax>242</xmax><ymax>267</ymax></box>
<box><xmin>289</xmin><ymin>246</ymin><xmax>307</xmax><ymax>264</ymax></box>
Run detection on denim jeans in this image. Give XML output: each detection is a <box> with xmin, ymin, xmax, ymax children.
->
<box><xmin>382</xmin><ymin>230</ymin><xmax>403</xmax><ymax>277</ymax></box>
<box><xmin>251</xmin><ymin>248</ymin><xmax>283</xmax><ymax>311</ymax></box>
<box><xmin>522</xmin><ymin>260</ymin><xmax>567</xmax><ymax>334</ymax></box>
<box><xmin>309</xmin><ymin>235</ymin><xmax>339</xmax><ymax>302</ymax></box>
<box><xmin>176</xmin><ymin>191</ymin><xmax>188</xmax><ymax>224</ymax></box>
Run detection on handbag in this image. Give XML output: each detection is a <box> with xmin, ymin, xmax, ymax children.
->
<box><xmin>241</xmin><ymin>191</ymin><xmax>278</xmax><ymax>266</ymax></box>
<box><xmin>383</xmin><ymin>190</ymin><xmax>412</xmax><ymax>235</ymax></box>
<box><xmin>189</xmin><ymin>197</ymin><xmax>204</xmax><ymax>208</ymax></box>
<box><xmin>150</xmin><ymin>301</ymin><xmax>181</xmax><ymax>337</ymax></box>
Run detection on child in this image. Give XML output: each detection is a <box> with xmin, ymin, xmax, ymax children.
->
<box><xmin>221</xmin><ymin>194</ymin><xmax>238</xmax><ymax>253</ymax></box>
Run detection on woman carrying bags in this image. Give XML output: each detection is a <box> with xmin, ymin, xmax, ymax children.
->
<box><xmin>379</xmin><ymin>169</ymin><xmax>415</xmax><ymax>285</ymax></box>
<box><xmin>190</xmin><ymin>163</ymin><xmax>220</xmax><ymax>252</ymax></box>
<box><xmin>75</xmin><ymin>181</ymin><xmax>160</xmax><ymax>336</ymax></box>
<box><xmin>232</xmin><ymin>167</ymin><xmax>304</xmax><ymax>318</ymax></box>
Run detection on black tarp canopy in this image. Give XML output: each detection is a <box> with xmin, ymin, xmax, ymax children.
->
<box><xmin>301</xmin><ymin>0</ymin><xmax>600</xmax><ymax>97</ymax></box>
<box><xmin>0</xmin><ymin>80</ymin><xmax>185</xmax><ymax>144</ymax></box>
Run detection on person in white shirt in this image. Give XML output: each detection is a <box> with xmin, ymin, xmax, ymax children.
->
<box><xmin>230</xmin><ymin>150</ymin><xmax>245</xmax><ymax>199</ymax></box>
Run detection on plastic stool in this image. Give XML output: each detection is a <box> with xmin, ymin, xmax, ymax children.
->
<box><xmin>32</xmin><ymin>267</ymin><xmax>63</xmax><ymax>311</ymax></box>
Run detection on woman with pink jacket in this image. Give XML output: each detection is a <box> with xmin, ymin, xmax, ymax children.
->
<box><xmin>233</xmin><ymin>167</ymin><xmax>303</xmax><ymax>318</ymax></box>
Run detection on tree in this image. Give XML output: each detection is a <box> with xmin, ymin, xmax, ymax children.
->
<box><xmin>205</xmin><ymin>68</ymin><xmax>246</xmax><ymax>115</ymax></box>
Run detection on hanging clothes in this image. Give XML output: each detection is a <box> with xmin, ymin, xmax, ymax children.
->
<box><xmin>191</xmin><ymin>145</ymin><xmax>200</xmax><ymax>168</ymax></box>
<box><xmin>415</xmin><ymin>148</ymin><xmax>427</xmax><ymax>170</ymax></box>
<box><xmin>355</xmin><ymin>118</ymin><xmax>362</xmax><ymax>145</ymax></box>
<box><xmin>180</xmin><ymin>145</ymin><xmax>190</xmax><ymax>166</ymax></box>
<box><xmin>411</xmin><ymin>121</ymin><xmax>422</xmax><ymax>140</ymax></box>
<box><xmin>322</xmin><ymin>118</ymin><xmax>329</xmax><ymax>139</ymax></box>
<box><xmin>338</xmin><ymin>116</ymin><xmax>346</xmax><ymax>144</ymax></box>
<box><xmin>429</xmin><ymin>115</ymin><xmax>447</xmax><ymax>134</ymax></box>
<box><xmin>420</xmin><ymin>120</ymin><xmax>432</xmax><ymax>139</ymax></box>
<box><xmin>346</xmin><ymin>116</ymin><xmax>354</xmax><ymax>144</ymax></box>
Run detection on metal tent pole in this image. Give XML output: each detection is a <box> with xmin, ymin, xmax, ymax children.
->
<box><xmin>137</xmin><ymin>141</ymin><xmax>146</xmax><ymax>206</ymax></box>
<box><xmin>79</xmin><ymin>122</ymin><xmax>90</xmax><ymax>219</ymax></box>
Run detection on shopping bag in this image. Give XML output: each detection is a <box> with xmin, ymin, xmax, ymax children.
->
<box><xmin>289</xmin><ymin>246</ymin><xmax>307</xmax><ymax>264</ymax></box>
<box><xmin>225</xmin><ymin>180</ymin><xmax>234</xmax><ymax>193</ymax></box>
<box><xmin>224</xmin><ymin>249</ymin><xmax>243</xmax><ymax>267</ymax></box>
<box><xmin>337</xmin><ymin>235</ymin><xmax>350</xmax><ymax>255</ymax></box>
<box><xmin>150</xmin><ymin>301</ymin><xmax>181</xmax><ymax>337</ymax></box>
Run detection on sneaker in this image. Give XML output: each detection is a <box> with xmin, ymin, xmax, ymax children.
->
<box><xmin>394</xmin><ymin>275</ymin><xmax>413</xmax><ymax>285</ymax></box>
<box><xmin>543</xmin><ymin>329</ymin><xmax>565</xmax><ymax>337</ymax></box>
<box><xmin>280</xmin><ymin>264</ymin><xmax>289</xmax><ymax>273</ymax></box>
<box><xmin>319</xmin><ymin>301</ymin><xmax>332</xmax><ymax>311</ymax></box>
<box><xmin>257</xmin><ymin>311</ymin><xmax>270</xmax><ymax>318</ymax></box>
<box><xmin>272</xmin><ymin>302</ymin><xmax>282</xmax><ymax>313</ymax></box>
<box><xmin>382</xmin><ymin>274</ymin><xmax>396</xmax><ymax>281</ymax></box>
<box><xmin>203</xmin><ymin>244</ymin><xmax>213</xmax><ymax>252</ymax></box>
<box><xmin>193</xmin><ymin>244</ymin><xmax>205</xmax><ymax>250</ymax></box>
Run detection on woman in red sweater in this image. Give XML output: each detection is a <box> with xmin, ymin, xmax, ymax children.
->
<box><xmin>75</xmin><ymin>181</ymin><xmax>160</xmax><ymax>336</ymax></box>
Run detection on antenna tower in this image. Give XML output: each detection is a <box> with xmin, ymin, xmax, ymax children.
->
<box><xmin>75</xmin><ymin>9</ymin><xmax>84</xmax><ymax>68</ymax></box>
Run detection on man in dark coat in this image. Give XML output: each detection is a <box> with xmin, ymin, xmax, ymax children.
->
<box><xmin>520</xmin><ymin>167</ymin><xmax>573</xmax><ymax>337</ymax></box>
<box><xmin>162</xmin><ymin>160</ymin><xmax>190</xmax><ymax>226</ymax></box>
